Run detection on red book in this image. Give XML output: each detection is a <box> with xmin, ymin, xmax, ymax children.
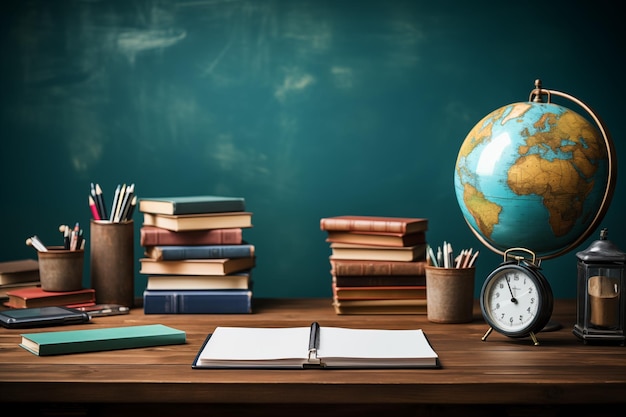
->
<box><xmin>320</xmin><ymin>216</ymin><xmax>428</xmax><ymax>234</ymax></box>
<box><xmin>140</xmin><ymin>226</ymin><xmax>243</xmax><ymax>246</ymax></box>
<box><xmin>3</xmin><ymin>287</ymin><xmax>96</xmax><ymax>309</ymax></box>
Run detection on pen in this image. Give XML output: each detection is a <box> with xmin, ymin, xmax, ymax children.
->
<box><xmin>59</xmin><ymin>224</ymin><xmax>70</xmax><ymax>249</ymax></box>
<box><xmin>308</xmin><ymin>321</ymin><xmax>320</xmax><ymax>361</ymax></box>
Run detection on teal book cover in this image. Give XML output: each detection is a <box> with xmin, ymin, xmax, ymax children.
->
<box><xmin>20</xmin><ymin>324</ymin><xmax>186</xmax><ymax>356</ymax></box>
<box><xmin>145</xmin><ymin>243</ymin><xmax>255</xmax><ymax>261</ymax></box>
<box><xmin>138</xmin><ymin>195</ymin><xmax>245</xmax><ymax>215</ymax></box>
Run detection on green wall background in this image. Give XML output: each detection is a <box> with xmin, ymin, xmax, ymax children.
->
<box><xmin>1</xmin><ymin>0</ymin><xmax>624</xmax><ymax>300</ymax></box>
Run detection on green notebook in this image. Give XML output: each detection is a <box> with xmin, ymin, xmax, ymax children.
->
<box><xmin>20</xmin><ymin>324</ymin><xmax>186</xmax><ymax>356</ymax></box>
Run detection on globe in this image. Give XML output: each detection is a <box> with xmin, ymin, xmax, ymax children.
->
<box><xmin>454</xmin><ymin>96</ymin><xmax>615</xmax><ymax>260</ymax></box>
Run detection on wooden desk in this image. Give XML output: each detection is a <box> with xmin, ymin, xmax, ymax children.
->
<box><xmin>1</xmin><ymin>298</ymin><xmax>624</xmax><ymax>416</ymax></box>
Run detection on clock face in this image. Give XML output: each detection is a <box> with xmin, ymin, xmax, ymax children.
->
<box><xmin>481</xmin><ymin>264</ymin><xmax>547</xmax><ymax>337</ymax></box>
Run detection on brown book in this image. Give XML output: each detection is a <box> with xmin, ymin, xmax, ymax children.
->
<box><xmin>332</xmin><ymin>274</ymin><xmax>426</xmax><ymax>287</ymax></box>
<box><xmin>320</xmin><ymin>216</ymin><xmax>428</xmax><ymax>234</ymax></box>
<box><xmin>146</xmin><ymin>272</ymin><xmax>251</xmax><ymax>290</ymax></box>
<box><xmin>332</xmin><ymin>284</ymin><xmax>427</xmax><ymax>300</ymax></box>
<box><xmin>329</xmin><ymin>258</ymin><xmax>427</xmax><ymax>276</ymax></box>
<box><xmin>4</xmin><ymin>287</ymin><xmax>95</xmax><ymax>309</ymax></box>
<box><xmin>329</xmin><ymin>243</ymin><xmax>426</xmax><ymax>262</ymax></box>
<box><xmin>143</xmin><ymin>212</ymin><xmax>252</xmax><ymax>232</ymax></box>
<box><xmin>332</xmin><ymin>298</ymin><xmax>427</xmax><ymax>315</ymax></box>
<box><xmin>140</xmin><ymin>226</ymin><xmax>243</xmax><ymax>246</ymax></box>
<box><xmin>139</xmin><ymin>257</ymin><xmax>255</xmax><ymax>276</ymax></box>
<box><xmin>326</xmin><ymin>231</ymin><xmax>426</xmax><ymax>247</ymax></box>
<box><xmin>0</xmin><ymin>259</ymin><xmax>40</xmax><ymax>286</ymax></box>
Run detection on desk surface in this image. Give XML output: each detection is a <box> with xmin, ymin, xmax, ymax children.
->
<box><xmin>1</xmin><ymin>298</ymin><xmax>625</xmax><ymax>416</ymax></box>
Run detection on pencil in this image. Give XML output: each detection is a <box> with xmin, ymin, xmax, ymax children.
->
<box><xmin>109</xmin><ymin>184</ymin><xmax>121</xmax><ymax>222</ymax></box>
<box><xmin>89</xmin><ymin>195</ymin><xmax>101</xmax><ymax>220</ymax></box>
<box><xmin>95</xmin><ymin>183</ymin><xmax>107</xmax><ymax>220</ymax></box>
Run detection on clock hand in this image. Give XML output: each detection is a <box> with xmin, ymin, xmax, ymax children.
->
<box><xmin>506</xmin><ymin>276</ymin><xmax>517</xmax><ymax>304</ymax></box>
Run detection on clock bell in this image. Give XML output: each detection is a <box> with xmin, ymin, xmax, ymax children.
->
<box><xmin>573</xmin><ymin>228</ymin><xmax>626</xmax><ymax>345</ymax></box>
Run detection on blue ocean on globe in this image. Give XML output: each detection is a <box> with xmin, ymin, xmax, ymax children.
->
<box><xmin>454</xmin><ymin>101</ymin><xmax>610</xmax><ymax>259</ymax></box>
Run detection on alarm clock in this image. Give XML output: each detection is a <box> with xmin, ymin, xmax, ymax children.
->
<box><xmin>480</xmin><ymin>248</ymin><xmax>554</xmax><ymax>345</ymax></box>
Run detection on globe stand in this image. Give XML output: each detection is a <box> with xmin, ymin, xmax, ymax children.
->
<box><xmin>456</xmin><ymin>79</ymin><xmax>617</xmax><ymax>343</ymax></box>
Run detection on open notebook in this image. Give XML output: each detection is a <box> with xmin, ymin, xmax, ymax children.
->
<box><xmin>192</xmin><ymin>323</ymin><xmax>439</xmax><ymax>369</ymax></box>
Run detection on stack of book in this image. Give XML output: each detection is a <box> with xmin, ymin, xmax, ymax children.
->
<box><xmin>0</xmin><ymin>259</ymin><xmax>41</xmax><ymax>303</ymax></box>
<box><xmin>138</xmin><ymin>196</ymin><xmax>256</xmax><ymax>314</ymax></box>
<box><xmin>320</xmin><ymin>215</ymin><xmax>429</xmax><ymax>315</ymax></box>
<box><xmin>2</xmin><ymin>259</ymin><xmax>98</xmax><ymax>309</ymax></box>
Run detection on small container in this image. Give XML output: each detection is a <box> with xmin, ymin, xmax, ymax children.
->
<box><xmin>38</xmin><ymin>247</ymin><xmax>85</xmax><ymax>292</ymax></box>
<box><xmin>425</xmin><ymin>265</ymin><xmax>475</xmax><ymax>323</ymax></box>
<box><xmin>90</xmin><ymin>220</ymin><xmax>135</xmax><ymax>307</ymax></box>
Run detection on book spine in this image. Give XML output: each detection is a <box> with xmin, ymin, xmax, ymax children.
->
<box><xmin>158</xmin><ymin>245</ymin><xmax>254</xmax><ymax>260</ymax></box>
<box><xmin>143</xmin><ymin>290</ymin><xmax>252</xmax><ymax>314</ymax></box>
<box><xmin>140</xmin><ymin>227</ymin><xmax>243</xmax><ymax>246</ymax></box>
<box><xmin>172</xmin><ymin>200</ymin><xmax>245</xmax><ymax>215</ymax></box>
<box><xmin>321</xmin><ymin>219</ymin><xmax>407</xmax><ymax>233</ymax></box>
<box><xmin>332</xmin><ymin>275</ymin><xmax>427</xmax><ymax>287</ymax></box>
<box><xmin>330</xmin><ymin>260</ymin><xmax>426</xmax><ymax>276</ymax></box>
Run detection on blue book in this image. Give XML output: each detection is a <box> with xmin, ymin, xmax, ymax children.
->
<box><xmin>143</xmin><ymin>289</ymin><xmax>252</xmax><ymax>314</ymax></box>
<box><xmin>138</xmin><ymin>195</ymin><xmax>245</xmax><ymax>215</ymax></box>
<box><xmin>145</xmin><ymin>243</ymin><xmax>255</xmax><ymax>261</ymax></box>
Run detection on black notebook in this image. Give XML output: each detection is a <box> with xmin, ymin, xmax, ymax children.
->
<box><xmin>192</xmin><ymin>322</ymin><xmax>439</xmax><ymax>369</ymax></box>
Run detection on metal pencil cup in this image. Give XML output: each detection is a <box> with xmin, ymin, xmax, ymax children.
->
<box><xmin>38</xmin><ymin>246</ymin><xmax>85</xmax><ymax>292</ymax></box>
<box><xmin>425</xmin><ymin>265</ymin><xmax>476</xmax><ymax>323</ymax></box>
<box><xmin>90</xmin><ymin>220</ymin><xmax>134</xmax><ymax>307</ymax></box>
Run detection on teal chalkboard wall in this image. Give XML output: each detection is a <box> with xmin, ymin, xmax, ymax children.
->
<box><xmin>1</xmin><ymin>0</ymin><xmax>624</xmax><ymax>300</ymax></box>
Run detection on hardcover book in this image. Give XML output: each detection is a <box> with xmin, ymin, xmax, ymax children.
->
<box><xmin>143</xmin><ymin>289</ymin><xmax>252</xmax><ymax>314</ymax></box>
<box><xmin>139</xmin><ymin>257</ymin><xmax>255</xmax><ymax>276</ymax></box>
<box><xmin>0</xmin><ymin>259</ymin><xmax>40</xmax><ymax>286</ymax></box>
<box><xmin>1</xmin><ymin>282</ymin><xmax>42</xmax><ymax>302</ymax></box>
<box><xmin>146</xmin><ymin>272</ymin><xmax>251</xmax><ymax>290</ymax></box>
<box><xmin>192</xmin><ymin>324</ymin><xmax>439</xmax><ymax>369</ymax></box>
<box><xmin>332</xmin><ymin>285</ymin><xmax>427</xmax><ymax>300</ymax></box>
<box><xmin>140</xmin><ymin>226</ymin><xmax>243</xmax><ymax>246</ymax></box>
<box><xmin>325</xmin><ymin>231</ymin><xmax>426</xmax><ymax>247</ymax></box>
<box><xmin>19</xmin><ymin>324</ymin><xmax>186</xmax><ymax>356</ymax></box>
<box><xmin>144</xmin><ymin>243</ymin><xmax>255</xmax><ymax>261</ymax></box>
<box><xmin>332</xmin><ymin>274</ymin><xmax>426</xmax><ymax>287</ymax></box>
<box><xmin>329</xmin><ymin>259</ymin><xmax>427</xmax><ymax>276</ymax></box>
<box><xmin>329</xmin><ymin>242</ymin><xmax>427</xmax><ymax>262</ymax></box>
<box><xmin>139</xmin><ymin>195</ymin><xmax>245</xmax><ymax>215</ymax></box>
<box><xmin>320</xmin><ymin>216</ymin><xmax>428</xmax><ymax>234</ymax></box>
<box><xmin>143</xmin><ymin>212</ymin><xmax>253</xmax><ymax>232</ymax></box>
<box><xmin>332</xmin><ymin>298</ymin><xmax>428</xmax><ymax>315</ymax></box>
<box><xmin>4</xmin><ymin>287</ymin><xmax>96</xmax><ymax>309</ymax></box>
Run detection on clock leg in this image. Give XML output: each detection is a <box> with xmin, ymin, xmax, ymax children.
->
<box><xmin>529</xmin><ymin>331</ymin><xmax>539</xmax><ymax>346</ymax></box>
<box><xmin>481</xmin><ymin>327</ymin><xmax>493</xmax><ymax>341</ymax></box>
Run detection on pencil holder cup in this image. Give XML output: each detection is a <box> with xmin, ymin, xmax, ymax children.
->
<box><xmin>38</xmin><ymin>246</ymin><xmax>85</xmax><ymax>292</ymax></box>
<box><xmin>90</xmin><ymin>220</ymin><xmax>134</xmax><ymax>307</ymax></box>
<box><xmin>425</xmin><ymin>266</ymin><xmax>475</xmax><ymax>323</ymax></box>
